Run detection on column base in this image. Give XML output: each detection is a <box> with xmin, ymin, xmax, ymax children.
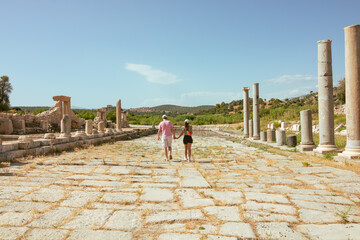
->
<box><xmin>297</xmin><ymin>144</ymin><xmax>316</xmax><ymax>152</ymax></box>
<box><xmin>252</xmin><ymin>136</ymin><xmax>260</xmax><ymax>140</ymax></box>
<box><xmin>59</xmin><ymin>133</ymin><xmax>71</xmax><ymax>138</ymax></box>
<box><xmin>338</xmin><ymin>148</ymin><xmax>360</xmax><ymax>159</ymax></box>
<box><xmin>313</xmin><ymin>145</ymin><xmax>340</xmax><ymax>154</ymax></box>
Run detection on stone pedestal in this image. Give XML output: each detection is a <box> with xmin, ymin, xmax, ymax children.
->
<box><xmin>75</xmin><ymin>131</ymin><xmax>86</xmax><ymax>137</ymax></box>
<box><xmin>60</xmin><ymin>114</ymin><xmax>71</xmax><ymax>138</ymax></box>
<box><xmin>242</xmin><ymin>87</ymin><xmax>250</xmax><ymax>138</ymax></box>
<box><xmin>116</xmin><ymin>99</ymin><xmax>122</xmax><ymax>132</ymax></box>
<box><xmin>260</xmin><ymin>131</ymin><xmax>267</xmax><ymax>142</ymax></box>
<box><xmin>152</xmin><ymin>123</ymin><xmax>155</xmax><ymax>129</ymax></box>
<box><xmin>298</xmin><ymin>110</ymin><xmax>316</xmax><ymax>151</ymax></box>
<box><xmin>287</xmin><ymin>135</ymin><xmax>297</xmax><ymax>147</ymax></box>
<box><xmin>339</xmin><ymin>24</ymin><xmax>360</xmax><ymax>159</ymax></box>
<box><xmin>85</xmin><ymin>120</ymin><xmax>93</xmax><ymax>135</ymax></box>
<box><xmin>249</xmin><ymin>120</ymin><xmax>253</xmax><ymax>138</ymax></box>
<box><xmin>252</xmin><ymin>83</ymin><xmax>260</xmax><ymax>140</ymax></box>
<box><xmin>267</xmin><ymin>129</ymin><xmax>275</xmax><ymax>143</ymax></box>
<box><xmin>98</xmin><ymin>121</ymin><xmax>105</xmax><ymax>133</ymax></box>
<box><xmin>314</xmin><ymin>40</ymin><xmax>339</xmax><ymax>153</ymax></box>
<box><xmin>276</xmin><ymin>130</ymin><xmax>286</xmax><ymax>146</ymax></box>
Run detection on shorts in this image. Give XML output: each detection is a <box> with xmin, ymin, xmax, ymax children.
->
<box><xmin>162</xmin><ymin>136</ymin><xmax>172</xmax><ymax>148</ymax></box>
<box><xmin>183</xmin><ymin>135</ymin><xmax>193</xmax><ymax>144</ymax></box>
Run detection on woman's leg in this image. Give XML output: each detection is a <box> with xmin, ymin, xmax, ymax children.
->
<box><xmin>187</xmin><ymin>143</ymin><xmax>192</xmax><ymax>161</ymax></box>
<box><xmin>184</xmin><ymin>144</ymin><xmax>188</xmax><ymax>160</ymax></box>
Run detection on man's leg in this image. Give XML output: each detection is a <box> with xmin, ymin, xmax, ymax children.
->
<box><xmin>164</xmin><ymin>147</ymin><xmax>168</xmax><ymax>161</ymax></box>
<box><xmin>168</xmin><ymin>146</ymin><xmax>172</xmax><ymax>160</ymax></box>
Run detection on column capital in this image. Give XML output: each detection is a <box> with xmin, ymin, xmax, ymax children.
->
<box><xmin>242</xmin><ymin>87</ymin><xmax>250</xmax><ymax>92</ymax></box>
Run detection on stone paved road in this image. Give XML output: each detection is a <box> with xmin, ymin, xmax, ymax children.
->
<box><xmin>0</xmin><ymin>134</ymin><xmax>360</xmax><ymax>239</ymax></box>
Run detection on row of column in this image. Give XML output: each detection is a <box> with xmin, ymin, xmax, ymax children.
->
<box><xmin>242</xmin><ymin>83</ymin><xmax>260</xmax><ymax>140</ymax></box>
<box><xmin>296</xmin><ymin>25</ymin><xmax>360</xmax><ymax>159</ymax></box>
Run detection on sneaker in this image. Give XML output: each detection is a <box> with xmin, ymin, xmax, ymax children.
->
<box><xmin>170</xmin><ymin>155</ymin><xmax>172</xmax><ymax>160</ymax></box>
<box><xmin>184</xmin><ymin>157</ymin><xmax>188</xmax><ymax>161</ymax></box>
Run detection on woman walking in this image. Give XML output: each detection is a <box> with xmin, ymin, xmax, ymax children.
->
<box><xmin>176</xmin><ymin>119</ymin><xmax>193</xmax><ymax>162</ymax></box>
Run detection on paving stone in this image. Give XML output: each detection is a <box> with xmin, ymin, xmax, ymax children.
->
<box><xmin>0</xmin><ymin>201</ymin><xmax>51</xmax><ymax>212</ymax></box>
<box><xmin>29</xmin><ymin>207</ymin><xmax>73</xmax><ymax>227</ymax></box>
<box><xmin>245</xmin><ymin>192</ymin><xmax>290</xmax><ymax>204</ymax></box>
<box><xmin>132</xmin><ymin>183</ymin><xmax>177</xmax><ymax>188</ymax></box>
<box><xmin>288</xmin><ymin>193</ymin><xmax>354</xmax><ymax>205</ymax></box>
<box><xmin>154</xmin><ymin>176</ymin><xmax>180</xmax><ymax>183</ymax></box>
<box><xmin>140</xmin><ymin>188</ymin><xmax>173</xmax><ymax>202</ymax></box>
<box><xmin>206</xmin><ymin>235</ymin><xmax>237</xmax><ymax>240</ymax></box>
<box><xmin>154</xmin><ymin>169</ymin><xmax>177</xmax><ymax>175</ymax></box>
<box><xmin>330</xmin><ymin>182</ymin><xmax>360</xmax><ymax>194</ymax></box>
<box><xmin>242</xmin><ymin>201</ymin><xmax>296</xmax><ymax>214</ymax></box>
<box><xmin>104</xmin><ymin>210</ymin><xmax>141</xmax><ymax>230</ymax></box>
<box><xmin>244</xmin><ymin>211</ymin><xmax>298</xmax><ymax>222</ymax></box>
<box><xmin>256</xmin><ymin>222</ymin><xmax>306</xmax><ymax>239</ymax></box>
<box><xmin>0</xmin><ymin>212</ymin><xmax>34</xmax><ymax>226</ymax></box>
<box><xmin>67</xmin><ymin>230</ymin><xmax>132</xmax><ymax>240</ymax></box>
<box><xmin>146</xmin><ymin>209</ymin><xmax>204</xmax><ymax>223</ymax></box>
<box><xmin>203</xmin><ymin>206</ymin><xmax>241</xmax><ymax>221</ymax></box>
<box><xmin>181</xmin><ymin>176</ymin><xmax>211</xmax><ymax>188</ymax></box>
<box><xmin>147</xmin><ymin>223</ymin><xmax>186</xmax><ymax>232</ymax></box>
<box><xmin>62</xmin><ymin>209</ymin><xmax>112</xmax><ymax>229</ymax></box>
<box><xmin>0</xmin><ymin>227</ymin><xmax>29</xmax><ymax>239</ymax></box>
<box><xmin>158</xmin><ymin>233</ymin><xmax>202</xmax><ymax>240</ymax></box>
<box><xmin>297</xmin><ymin>224</ymin><xmax>360</xmax><ymax>240</ymax></box>
<box><xmin>92</xmin><ymin>202</ymin><xmax>137</xmax><ymax>210</ymax></box>
<box><xmin>292</xmin><ymin>200</ymin><xmax>359</xmax><ymax>215</ymax></box>
<box><xmin>79</xmin><ymin>180</ymin><xmax>126</xmax><ymax>188</ymax></box>
<box><xmin>21</xmin><ymin>188</ymin><xmax>65</xmax><ymax>202</ymax></box>
<box><xmin>26</xmin><ymin>228</ymin><xmax>69</xmax><ymax>240</ymax></box>
<box><xmin>219</xmin><ymin>222</ymin><xmax>256</xmax><ymax>238</ymax></box>
<box><xmin>190</xmin><ymin>223</ymin><xmax>217</xmax><ymax>234</ymax></box>
<box><xmin>101</xmin><ymin>192</ymin><xmax>137</xmax><ymax>203</ymax></box>
<box><xmin>61</xmin><ymin>191</ymin><xmax>100</xmax><ymax>207</ymax></box>
<box><xmin>200</xmin><ymin>189</ymin><xmax>243</xmax><ymax>204</ymax></box>
<box><xmin>176</xmin><ymin>189</ymin><xmax>214</xmax><ymax>207</ymax></box>
<box><xmin>299</xmin><ymin>209</ymin><xmax>340</xmax><ymax>223</ymax></box>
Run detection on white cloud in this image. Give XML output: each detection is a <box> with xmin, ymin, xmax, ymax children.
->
<box><xmin>266</xmin><ymin>74</ymin><xmax>317</xmax><ymax>84</ymax></box>
<box><xmin>125</xmin><ymin>63</ymin><xmax>181</xmax><ymax>84</ymax></box>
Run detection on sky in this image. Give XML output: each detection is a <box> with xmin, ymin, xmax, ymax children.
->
<box><xmin>1</xmin><ymin>0</ymin><xmax>359</xmax><ymax>109</ymax></box>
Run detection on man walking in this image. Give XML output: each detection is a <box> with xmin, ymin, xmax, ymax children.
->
<box><xmin>158</xmin><ymin>115</ymin><xmax>175</xmax><ymax>161</ymax></box>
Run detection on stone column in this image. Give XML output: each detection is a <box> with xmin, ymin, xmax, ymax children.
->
<box><xmin>60</xmin><ymin>114</ymin><xmax>71</xmax><ymax>138</ymax></box>
<box><xmin>276</xmin><ymin>130</ymin><xmax>286</xmax><ymax>146</ymax></box>
<box><xmin>116</xmin><ymin>99</ymin><xmax>122</xmax><ymax>132</ymax></box>
<box><xmin>242</xmin><ymin>87</ymin><xmax>250</xmax><ymax>138</ymax></box>
<box><xmin>98</xmin><ymin>121</ymin><xmax>105</xmax><ymax>133</ymax></box>
<box><xmin>314</xmin><ymin>40</ymin><xmax>339</xmax><ymax>153</ymax></box>
<box><xmin>267</xmin><ymin>129</ymin><xmax>275</xmax><ymax>143</ymax></box>
<box><xmin>298</xmin><ymin>110</ymin><xmax>316</xmax><ymax>151</ymax></box>
<box><xmin>339</xmin><ymin>24</ymin><xmax>360</xmax><ymax>159</ymax></box>
<box><xmin>124</xmin><ymin>111</ymin><xmax>128</xmax><ymax>127</ymax></box>
<box><xmin>85</xmin><ymin>120</ymin><xmax>93</xmax><ymax>135</ymax></box>
<box><xmin>249</xmin><ymin>120</ymin><xmax>253</xmax><ymax>138</ymax></box>
<box><xmin>260</xmin><ymin>131</ymin><xmax>267</xmax><ymax>142</ymax></box>
<box><xmin>252</xmin><ymin>83</ymin><xmax>260</xmax><ymax>140</ymax></box>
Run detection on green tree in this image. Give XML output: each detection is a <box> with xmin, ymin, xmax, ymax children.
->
<box><xmin>0</xmin><ymin>76</ymin><xmax>13</xmax><ymax>111</ymax></box>
<box><xmin>336</xmin><ymin>78</ymin><xmax>345</xmax><ymax>105</ymax></box>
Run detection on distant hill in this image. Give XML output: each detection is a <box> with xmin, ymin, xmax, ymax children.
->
<box><xmin>129</xmin><ymin>104</ymin><xmax>214</xmax><ymax>114</ymax></box>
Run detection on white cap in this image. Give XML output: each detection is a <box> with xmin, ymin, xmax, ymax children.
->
<box><xmin>162</xmin><ymin>115</ymin><xmax>167</xmax><ymax>119</ymax></box>
<box><xmin>184</xmin><ymin>119</ymin><xmax>190</xmax><ymax>123</ymax></box>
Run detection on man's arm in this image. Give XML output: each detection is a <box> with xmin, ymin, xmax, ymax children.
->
<box><xmin>171</xmin><ymin>127</ymin><xmax>175</xmax><ymax>139</ymax></box>
<box><xmin>158</xmin><ymin>128</ymin><xmax>161</xmax><ymax>140</ymax></box>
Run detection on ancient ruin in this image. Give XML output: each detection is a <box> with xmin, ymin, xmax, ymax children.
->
<box><xmin>298</xmin><ymin>110</ymin><xmax>316</xmax><ymax>151</ymax></box>
<box><xmin>242</xmin><ymin>87</ymin><xmax>250</xmax><ymax>138</ymax></box>
<box><xmin>314</xmin><ymin>40</ymin><xmax>339</xmax><ymax>153</ymax></box>
<box><xmin>252</xmin><ymin>83</ymin><xmax>260</xmax><ymax>140</ymax></box>
<box><xmin>116</xmin><ymin>99</ymin><xmax>122</xmax><ymax>132</ymax></box>
<box><xmin>339</xmin><ymin>24</ymin><xmax>360</xmax><ymax>159</ymax></box>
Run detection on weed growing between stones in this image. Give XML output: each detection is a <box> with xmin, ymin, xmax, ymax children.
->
<box><xmin>302</xmin><ymin>162</ymin><xmax>311</xmax><ymax>167</ymax></box>
<box><xmin>323</xmin><ymin>152</ymin><xmax>337</xmax><ymax>160</ymax></box>
<box><xmin>335</xmin><ymin>206</ymin><xmax>352</xmax><ymax>224</ymax></box>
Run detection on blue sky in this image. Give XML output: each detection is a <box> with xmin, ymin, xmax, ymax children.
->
<box><xmin>0</xmin><ymin>0</ymin><xmax>359</xmax><ymax>109</ymax></box>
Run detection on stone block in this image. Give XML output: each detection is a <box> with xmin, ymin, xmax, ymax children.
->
<box><xmin>0</xmin><ymin>118</ymin><xmax>13</xmax><ymax>134</ymax></box>
<box><xmin>287</xmin><ymin>135</ymin><xmax>297</xmax><ymax>147</ymax></box>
